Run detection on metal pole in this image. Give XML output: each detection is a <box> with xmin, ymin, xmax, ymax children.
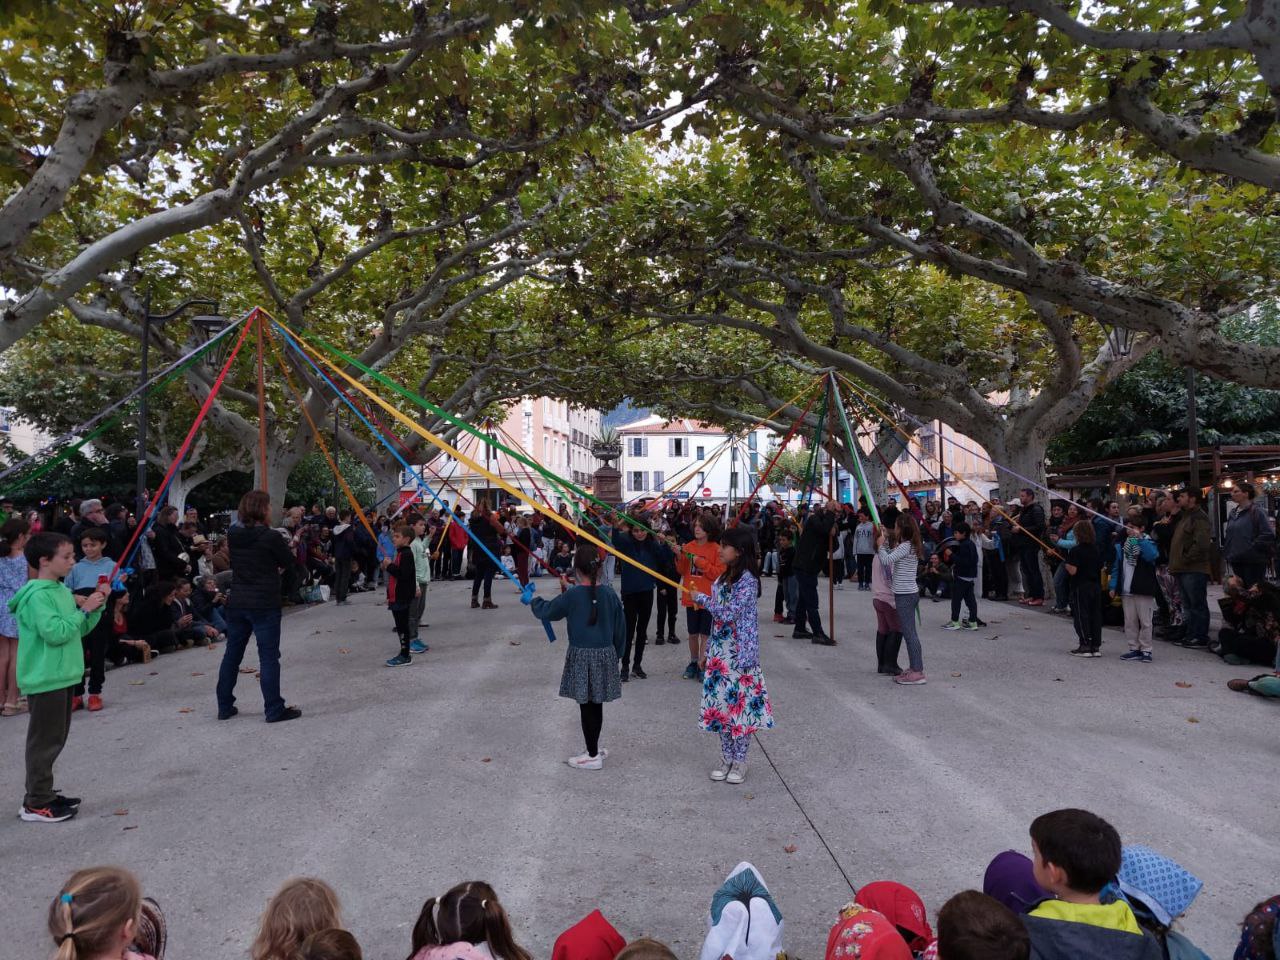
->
<box><xmin>1187</xmin><ymin>368</ymin><xmax>1200</xmax><ymax>491</ymax></box>
<box><xmin>136</xmin><ymin>292</ymin><xmax>152</xmax><ymax>519</ymax></box>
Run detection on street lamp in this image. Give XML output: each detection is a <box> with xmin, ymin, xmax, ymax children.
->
<box><xmin>1095</xmin><ymin>317</ymin><xmax>1199</xmax><ymax>490</ymax></box>
<box><xmin>136</xmin><ymin>293</ymin><xmax>229</xmax><ymax>517</ymax></box>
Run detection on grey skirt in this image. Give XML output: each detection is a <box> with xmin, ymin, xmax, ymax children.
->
<box><xmin>559</xmin><ymin>645</ymin><xmax>622</xmax><ymax>704</ymax></box>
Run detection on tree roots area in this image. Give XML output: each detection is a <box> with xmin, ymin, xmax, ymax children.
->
<box><xmin>0</xmin><ymin>581</ymin><xmax>1271</xmax><ymax>958</ymax></box>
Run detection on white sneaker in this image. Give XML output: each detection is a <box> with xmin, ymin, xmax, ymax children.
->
<box><xmin>710</xmin><ymin>761</ymin><xmax>731</xmax><ymax>781</ymax></box>
<box><xmin>726</xmin><ymin>762</ymin><xmax>747</xmax><ymax>784</ymax></box>
<box><xmin>567</xmin><ymin>752</ymin><xmax>603</xmax><ymax>770</ymax></box>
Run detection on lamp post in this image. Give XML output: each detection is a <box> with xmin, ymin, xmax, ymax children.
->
<box><xmin>136</xmin><ymin>293</ymin><xmax>227</xmax><ymax>518</ymax></box>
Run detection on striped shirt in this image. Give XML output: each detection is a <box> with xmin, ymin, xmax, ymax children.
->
<box><xmin>878</xmin><ymin>541</ymin><xmax>920</xmax><ymax>595</ymax></box>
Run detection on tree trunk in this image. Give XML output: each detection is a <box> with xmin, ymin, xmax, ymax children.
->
<box><xmin>256</xmin><ymin>446</ymin><xmax>308</xmax><ymax>521</ymax></box>
<box><xmin>983</xmin><ymin>430</ymin><xmax>1049</xmax><ymax>504</ymax></box>
<box><xmin>373</xmin><ymin>464</ymin><xmax>403</xmax><ymax>512</ymax></box>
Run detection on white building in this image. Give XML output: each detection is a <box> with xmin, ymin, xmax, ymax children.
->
<box><xmin>617</xmin><ymin>416</ymin><xmax>776</xmax><ymax>504</ymax></box>
<box><xmin>400</xmin><ymin>397</ymin><xmax>603</xmax><ymax>510</ymax></box>
<box><xmin>0</xmin><ymin>407</ymin><xmax>57</xmax><ymax>457</ymax></box>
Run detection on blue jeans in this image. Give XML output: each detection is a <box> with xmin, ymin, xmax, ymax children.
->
<box><xmin>1176</xmin><ymin>572</ymin><xmax>1210</xmax><ymax>643</ymax></box>
<box><xmin>216</xmin><ymin>607</ymin><xmax>285</xmax><ymax>720</ymax></box>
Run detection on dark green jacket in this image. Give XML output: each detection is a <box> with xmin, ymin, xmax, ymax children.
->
<box><xmin>1168</xmin><ymin>508</ymin><xmax>1212</xmax><ymax>575</ymax></box>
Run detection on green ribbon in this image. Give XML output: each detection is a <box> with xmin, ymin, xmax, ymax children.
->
<box><xmin>799</xmin><ymin>381</ymin><xmax>830</xmax><ymax>508</ymax></box>
<box><xmin>0</xmin><ymin>342</ymin><xmax>220</xmax><ymax>498</ymax></box>
<box><xmin>829</xmin><ymin>376</ymin><xmax>881</xmax><ymax>525</ymax></box>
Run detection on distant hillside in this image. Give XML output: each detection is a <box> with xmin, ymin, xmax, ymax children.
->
<box><xmin>603</xmin><ymin>400</ymin><xmax>650</xmax><ymax>429</ymax></box>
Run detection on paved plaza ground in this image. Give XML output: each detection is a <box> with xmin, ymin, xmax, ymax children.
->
<box><xmin>1</xmin><ymin>577</ymin><xmax>1275</xmax><ymax>960</ymax></box>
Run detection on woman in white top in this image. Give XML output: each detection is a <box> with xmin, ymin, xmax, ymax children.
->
<box><xmin>877</xmin><ymin>513</ymin><xmax>928</xmax><ymax>685</ymax></box>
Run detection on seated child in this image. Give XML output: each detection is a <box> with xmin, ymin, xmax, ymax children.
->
<box><xmin>48</xmin><ymin>865</ymin><xmax>166</xmax><ymax>960</ymax></box>
<box><xmin>855</xmin><ymin>881</ymin><xmax>934</xmax><ymax>955</ymax></box>
<box><xmin>407</xmin><ymin>881</ymin><xmax>533</xmax><ymax>960</ymax></box>
<box><xmin>934</xmin><ymin>890</ymin><xmax>1029</xmax><ymax>960</ymax></box>
<box><xmin>1116</xmin><ymin>845</ymin><xmax>1209</xmax><ymax>960</ymax></box>
<box><xmin>252</xmin><ymin>878</ymin><xmax>343</xmax><ymax>960</ymax></box>
<box><xmin>500</xmin><ymin>545</ymin><xmax>517</xmax><ymax>575</ymax></box>
<box><xmin>1023</xmin><ymin>809</ymin><xmax>1161</xmax><ymax>960</ymax></box>
<box><xmin>301</xmin><ymin>928</ymin><xmax>363</xmax><ymax>960</ymax></box>
<box><xmin>551</xmin><ymin>541</ymin><xmax>574</xmax><ymax>582</ymax></box>
<box><xmin>1233</xmin><ymin>896</ymin><xmax>1279</xmax><ymax>960</ymax></box>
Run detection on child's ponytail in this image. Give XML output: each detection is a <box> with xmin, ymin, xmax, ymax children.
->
<box><xmin>48</xmin><ymin>867</ymin><xmax>142</xmax><ymax>960</ymax></box>
<box><xmin>572</xmin><ymin>542</ymin><xmax>603</xmax><ymax>625</ymax></box>
<box><xmin>478</xmin><ymin>887</ymin><xmax>532</xmax><ymax>960</ymax></box>
<box><xmin>406</xmin><ymin>897</ymin><xmax>440</xmax><ymax>960</ymax></box>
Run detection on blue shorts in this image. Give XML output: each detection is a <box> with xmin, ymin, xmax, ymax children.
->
<box><xmin>686</xmin><ymin>608</ymin><xmax>712</xmax><ymax>635</ymax></box>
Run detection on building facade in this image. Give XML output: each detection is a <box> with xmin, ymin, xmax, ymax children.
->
<box><xmin>881</xmin><ymin>420</ymin><xmax>999</xmax><ymax>503</ymax></box>
<box><xmin>617</xmin><ymin>416</ymin><xmax>776</xmax><ymax>504</ymax></box>
<box><xmin>401</xmin><ymin>397</ymin><xmax>603</xmax><ymax>509</ymax></box>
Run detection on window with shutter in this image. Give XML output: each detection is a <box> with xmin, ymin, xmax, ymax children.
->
<box><xmin>697</xmin><ymin>446</ymin><xmax>705</xmax><ymax>460</ymax></box>
<box><xmin>653</xmin><ymin>470</ymin><xmax>664</xmax><ymax>490</ymax></box>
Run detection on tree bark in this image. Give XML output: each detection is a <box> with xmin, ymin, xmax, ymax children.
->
<box><xmin>373</xmin><ymin>464</ymin><xmax>404</xmax><ymax>512</ymax></box>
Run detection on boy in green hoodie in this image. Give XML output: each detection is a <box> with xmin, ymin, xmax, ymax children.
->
<box><xmin>12</xmin><ymin>532</ymin><xmax>106</xmax><ymax>823</ymax></box>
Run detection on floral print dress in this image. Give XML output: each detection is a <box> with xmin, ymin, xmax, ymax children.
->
<box><xmin>696</xmin><ymin>571</ymin><xmax>774</xmax><ymax>738</ymax></box>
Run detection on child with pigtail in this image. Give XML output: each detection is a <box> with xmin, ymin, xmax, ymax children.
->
<box><xmin>527</xmin><ymin>541</ymin><xmax>625</xmax><ymax>771</ymax></box>
<box><xmin>47</xmin><ymin>866</ymin><xmax>166</xmax><ymax>960</ymax></box>
<box><xmin>407</xmin><ymin>881</ymin><xmax>533</xmax><ymax>960</ymax></box>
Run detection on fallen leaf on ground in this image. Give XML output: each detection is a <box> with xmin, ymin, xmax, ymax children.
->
<box><xmin>509</xmin><ymin>639</ymin><xmax>521</xmax><ymax>645</ymax></box>
<box><xmin>190</xmin><ymin>672</ymin><xmax>204</xmax><ymax>677</ymax></box>
<box><xmin>178</xmin><ymin>707</ymin><xmax>193</xmax><ymax>714</ymax></box>
<box><xmin>783</xmin><ymin>844</ymin><xmax>797</xmax><ymax>854</ymax></box>
<box><xmin>1175</xmin><ymin>681</ymin><xmax>1193</xmax><ymax>688</ymax></box>
<box><xmin>481</xmin><ymin>757</ymin><xmax>492</xmax><ymax>763</ymax></box>
<box><xmin>744</xmin><ymin>793</ymin><xmax>754</xmax><ymax>800</ymax></box>
<box><xmin>148</xmin><ymin>671</ymin><xmax>158</xmax><ymax>676</ymax></box>
<box><xmin>239</xmin><ymin>667</ymin><xmax>256</xmax><ymax>674</ymax></box>
<box><xmin>113</xmin><ymin>809</ymin><xmax>128</xmax><ymax>816</ymax></box>
<box><xmin>338</xmin><ymin>648</ymin><xmax>350</xmax><ymax>655</ymax></box>
<box><xmin>1187</xmin><ymin>717</ymin><xmax>1200</xmax><ymax>724</ymax></box>
<box><xmin>1053</xmin><ymin>678</ymin><xmax>1064</xmax><ymax>682</ymax></box>
<box><xmin>950</xmin><ymin>672</ymin><xmax>962</xmax><ymax>678</ymax></box>
<box><xmin>123</xmin><ymin>825</ymin><xmax>138</xmax><ymax>831</ymax></box>
<box><xmin>128</xmin><ymin>680</ymin><xmax>145</xmax><ymax>686</ymax></box>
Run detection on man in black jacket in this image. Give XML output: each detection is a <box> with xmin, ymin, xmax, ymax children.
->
<box><xmin>1014</xmin><ymin>488</ymin><xmax>1047</xmax><ymax>605</ymax></box>
<box><xmin>215</xmin><ymin>490</ymin><xmax>301</xmax><ymax>723</ymax></box>
<box><xmin>152</xmin><ymin>506</ymin><xmax>190</xmax><ymax>580</ymax></box>
<box><xmin>792</xmin><ymin>502</ymin><xmax>836</xmax><ymax>644</ymax></box>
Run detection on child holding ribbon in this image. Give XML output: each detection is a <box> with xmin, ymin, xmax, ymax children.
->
<box><xmin>694</xmin><ymin>524</ymin><xmax>773</xmax><ymax>785</ymax></box>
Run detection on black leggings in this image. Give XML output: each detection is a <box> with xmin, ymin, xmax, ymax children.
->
<box><xmin>622</xmin><ymin>590</ymin><xmax>654</xmax><ymax>670</ymax></box>
<box><xmin>579</xmin><ymin>702</ymin><xmax>603</xmax><ymax>757</ymax></box>
<box><xmin>471</xmin><ymin>554</ymin><xmax>497</xmax><ymax>599</ymax></box>
<box><xmin>655</xmin><ymin>583</ymin><xmax>678</xmax><ymax>637</ymax></box>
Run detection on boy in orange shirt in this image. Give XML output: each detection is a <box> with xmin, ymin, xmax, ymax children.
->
<box><xmin>676</xmin><ymin>512</ymin><xmax>725</xmax><ymax>680</ymax></box>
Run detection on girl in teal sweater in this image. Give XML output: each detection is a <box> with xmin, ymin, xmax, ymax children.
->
<box><xmin>529</xmin><ymin>541</ymin><xmax>625</xmax><ymax>771</ymax></box>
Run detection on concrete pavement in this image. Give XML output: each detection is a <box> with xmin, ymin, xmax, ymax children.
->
<box><xmin>0</xmin><ymin>578</ymin><xmax>1275</xmax><ymax>960</ymax></box>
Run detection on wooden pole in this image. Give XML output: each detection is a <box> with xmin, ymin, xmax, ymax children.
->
<box><xmin>256</xmin><ymin>312</ymin><xmax>268</xmax><ymax>494</ymax></box>
<box><xmin>827</xmin><ymin>374</ymin><xmax>837</xmax><ymax>639</ymax></box>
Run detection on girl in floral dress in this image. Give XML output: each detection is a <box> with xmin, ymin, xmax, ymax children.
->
<box><xmin>695</xmin><ymin>524</ymin><xmax>773</xmax><ymax>785</ymax></box>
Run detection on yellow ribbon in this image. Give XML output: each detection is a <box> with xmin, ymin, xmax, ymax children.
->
<box><xmin>273</xmin><ymin>315</ymin><xmax>691</xmax><ymax>593</ymax></box>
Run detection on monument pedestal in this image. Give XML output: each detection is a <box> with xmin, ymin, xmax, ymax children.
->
<box><xmin>593</xmin><ymin>466</ymin><xmax>622</xmax><ymax>507</ymax></box>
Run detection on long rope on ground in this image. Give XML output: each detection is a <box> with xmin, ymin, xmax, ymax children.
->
<box><xmin>752</xmin><ymin>732</ymin><xmax>857</xmax><ymax>895</ymax></box>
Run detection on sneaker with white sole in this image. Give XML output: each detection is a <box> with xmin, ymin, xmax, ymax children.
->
<box><xmin>1119</xmin><ymin>650</ymin><xmax>1145</xmax><ymax>662</ymax></box>
<box><xmin>567</xmin><ymin>753</ymin><xmax>603</xmax><ymax>770</ymax></box>
<box><xmin>710</xmin><ymin>761</ymin><xmax>731</xmax><ymax>782</ymax></box>
<box><xmin>894</xmin><ymin>670</ymin><xmax>927</xmax><ymax>685</ymax></box>
<box><xmin>942</xmin><ymin>620</ymin><xmax>962</xmax><ymax>630</ymax></box>
<box><xmin>726</xmin><ymin>763</ymin><xmax>747</xmax><ymax>784</ymax></box>
<box><xmin>20</xmin><ymin>802</ymin><xmax>76</xmax><ymax>823</ymax></box>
